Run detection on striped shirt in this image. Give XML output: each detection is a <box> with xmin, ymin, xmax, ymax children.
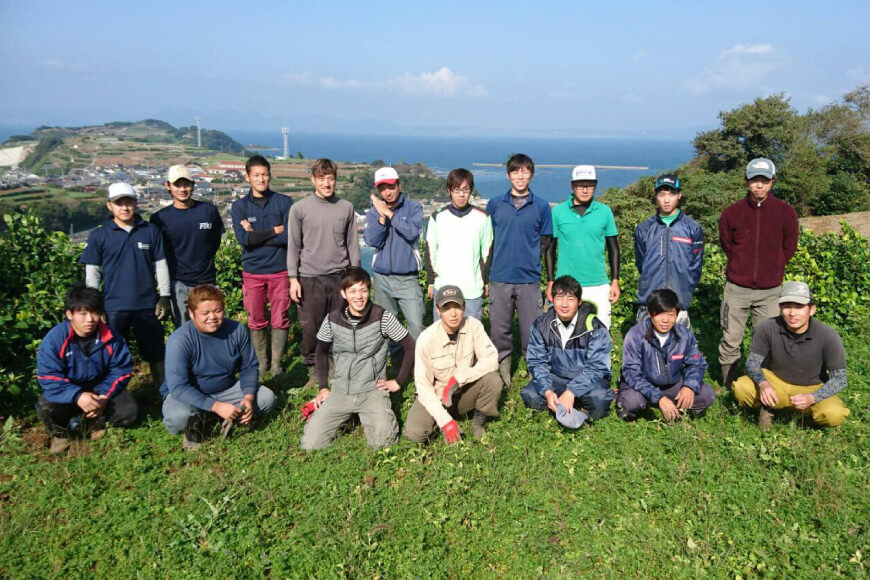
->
<box><xmin>317</xmin><ymin>308</ymin><xmax>408</xmax><ymax>343</ymax></box>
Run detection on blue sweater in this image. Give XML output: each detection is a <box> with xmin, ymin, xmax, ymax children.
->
<box><xmin>230</xmin><ymin>189</ymin><xmax>293</xmax><ymax>275</ymax></box>
<box><xmin>364</xmin><ymin>194</ymin><xmax>423</xmax><ymax>275</ymax></box>
<box><xmin>619</xmin><ymin>318</ymin><xmax>708</xmax><ymax>404</ymax></box>
<box><xmin>37</xmin><ymin>320</ymin><xmax>133</xmax><ymax>404</ymax></box>
<box><xmin>634</xmin><ymin>212</ymin><xmax>704</xmax><ymax>309</ymax></box>
<box><xmin>162</xmin><ymin>319</ymin><xmax>259</xmax><ymax>411</ymax></box>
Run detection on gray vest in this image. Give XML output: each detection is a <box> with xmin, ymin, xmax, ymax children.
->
<box><xmin>329</xmin><ymin>304</ymin><xmax>389</xmax><ymax>395</ymax></box>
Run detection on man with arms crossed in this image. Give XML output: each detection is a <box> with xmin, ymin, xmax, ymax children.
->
<box><xmin>425</xmin><ymin>168</ymin><xmax>493</xmax><ymax>321</ymax></box>
<box><xmin>288</xmin><ymin>158</ymin><xmax>361</xmax><ymax>388</ymax></box>
<box><xmin>162</xmin><ymin>285</ymin><xmax>277</xmax><ymax>451</ymax></box>
<box><xmin>364</xmin><ymin>166</ymin><xmax>425</xmax><ymax>339</ymax></box>
<box><xmin>718</xmin><ymin>157</ymin><xmax>799</xmax><ymax>388</ymax></box>
<box><xmin>733</xmin><ymin>282</ymin><xmax>849</xmax><ymax>429</ymax></box>
<box><xmin>301</xmin><ymin>267</ymin><xmax>415</xmax><ymax>450</ymax></box>
<box><xmin>487</xmin><ymin>154</ymin><xmax>553</xmax><ymax>386</ymax></box>
<box><xmin>404</xmin><ymin>286</ymin><xmax>502</xmax><ymax>444</ymax></box>
<box><xmin>521</xmin><ymin>276</ymin><xmax>614</xmax><ymax>429</ymax></box>
<box><xmin>230</xmin><ymin>155</ymin><xmax>293</xmax><ymax>381</ymax></box>
<box><xmin>36</xmin><ymin>284</ymin><xmax>137</xmax><ymax>454</ymax></box>
<box><xmin>547</xmin><ymin>165</ymin><xmax>620</xmax><ymax>328</ymax></box>
<box><xmin>151</xmin><ymin>164</ymin><xmax>224</xmax><ymax>326</ymax></box>
<box><xmin>81</xmin><ymin>182</ymin><xmax>171</xmax><ymax>386</ymax></box>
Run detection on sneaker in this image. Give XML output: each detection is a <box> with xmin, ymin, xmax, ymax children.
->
<box><xmin>758</xmin><ymin>407</ymin><xmax>774</xmax><ymax>431</ymax></box>
<box><xmin>49</xmin><ymin>437</ymin><xmax>70</xmax><ymax>455</ymax></box>
<box><xmin>182</xmin><ymin>430</ymin><xmax>202</xmax><ymax>452</ymax></box>
<box><xmin>471</xmin><ymin>410</ymin><xmax>488</xmax><ymax>439</ymax></box>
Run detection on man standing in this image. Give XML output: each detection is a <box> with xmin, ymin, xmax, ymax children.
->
<box><xmin>733</xmin><ymin>282</ymin><xmax>850</xmax><ymax>429</ymax></box>
<box><xmin>718</xmin><ymin>158</ymin><xmax>799</xmax><ymax>387</ymax></box>
<box><xmin>634</xmin><ymin>174</ymin><xmax>703</xmax><ymax>327</ymax></box>
<box><xmin>487</xmin><ymin>154</ymin><xmax>553</xmax><ymax>386</ymax></box>
<box><xmin>364</xmin><ymin>166</ymin><xmax>425</xmax><ymax>338</ymax></box>
<box><xmin>548</xmin><ymin>165</ymin><xmax>620</xmax><ymax>328</ymax></box>
<box><xmin>425</xmin><ymin>168</ymin><xmax>493</xmax><ymax>321</ymax></box>
<box><xmin>36</xmin><ymin>284</ymin><xmax>137</xmax><ymax>454</ymax></box>
<box><xmin>521</xmin><ymin>276</ymin><xmax>614</xmax><ymax>429</ymax></box>
<box><xmin>151</xmin><ymin>164</ymin><xmax>224</xmax><ymax>326</ymax></box>
<box><xmin>288</xmin><ymin>158</ymin><xmax>361</xmax><ymax>387</ymax></box>
<box><xmin>161</xmin><ymin>285</ymin><xmax>277</xmax><ymax>451</ymax></box>
<box><xmin>617</xmin><ymin>289</ymin><xmax>715</xmax><ymax>422</ymax></box>
<box><xmin>81</xmin><ymin>182</ymin><xmax>171</xmax><ymax>386</ymax></box>
<box><xmin>404</xmin><ymin>286</ymin><xmax>502</xmax><ymax>444</ymax></box>
<box><xmin>301</xmin><ymin>267</ymin><xmax>415</xmax><ymax>450</ymax></box>
<box><xmin>230</xmin><ymin>155</ymin><xmax>293</xmax><ymax>381</ymax></box>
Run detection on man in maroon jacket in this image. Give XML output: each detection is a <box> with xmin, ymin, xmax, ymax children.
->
<box><xmin>718</xmin><ymin>157</ymin><xmax>799</xmax><ymax>388</ymax></box>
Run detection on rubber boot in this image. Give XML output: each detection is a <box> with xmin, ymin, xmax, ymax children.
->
<box><xmin>720</xmin><ymin>363</ymin><xmax>739</xmax><ymax>391</ymax></box>
<box><xmin>471</xmin><ymin>410</ymin><xmax>488</xmax><ymax>439</ymax></box>
<box><xmin>498</xmin><ymin>358</ymin><xmax>511</xmax><ymax>390</ymax></box>
<box><xmin>150</xmin><ymin>360</ymin><xmax>165</xmax><ymax>389</ymax></box>
<box><xmin>250</xmin><ymin>329</ymin><xmax>269</xmax><ymax>382</ymax></box>
<box><xmin>270</xmin><ymin>328</ymin><xmax>288</xmax><ymax>377</ymax></box>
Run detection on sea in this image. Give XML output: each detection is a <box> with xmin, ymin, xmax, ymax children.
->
<box><xmin>228</xmin><ymin>130</ymin><xmax>695</xmax><ymax>204</ymax></box>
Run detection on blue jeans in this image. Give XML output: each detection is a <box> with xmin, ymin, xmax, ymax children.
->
<box><xmin>372</xmin><ymin>273</ymin><xmax>425</xmax><ymax>339</ymax></box>
<box><xmin>520</xmin><ymin>380</ymin><xmax>614</xmax><ymax>420</ymax></box>
<box><xmin>432</xmin><ymin>296</ymin><xmax>484</xmax><ymax>322</ymax></box>
<box><xmin>162</xmin><ymin>380</ymin><xmax>277</xmax><ymax>435</ymax></box>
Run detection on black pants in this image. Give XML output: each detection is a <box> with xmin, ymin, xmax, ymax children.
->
<box><xmin>299</xmin><ymin>275</ymin><xmax>343</xmax><ymax>366</ymax></box>
<box><xmin>107</xmin><ymin>309</ymin><xmax>165</xmax><ymax>363</ymax></box>
<box><xmin>36</xmin><ymin>390</ymin><xmax>138</xmax><ymax>436</ymax></box>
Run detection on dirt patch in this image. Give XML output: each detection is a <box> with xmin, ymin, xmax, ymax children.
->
<box><xmin>800</xmin><ymin>211</ymin><xmax>870</xmax><ymax>237</ymax></box>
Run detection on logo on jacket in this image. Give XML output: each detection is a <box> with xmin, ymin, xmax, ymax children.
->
<box><xmin>671</xmin><ymin>236</ymin><xmax>692</xmax><ymax>244</ymax></box>
<box><xmin>199</xmin><ymin>222</ymin><xmax>212</xmax><ymax>229</ymax></box>
<box><xmin>671</xmin><ymin>354</ymin><xmax>684</xmax><ymax>360</ymax></box>
<box><xmin>137</xmin><ymin>242</ymin><xmax>150</xmax><ymax>250</ymax></box>
<box><xmin>247</xmin><ymin>217</ymin><xmax>257</xmax><ymax>223</ymax></box>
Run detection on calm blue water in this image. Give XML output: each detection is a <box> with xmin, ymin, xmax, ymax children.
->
<box><xmin>228</xmin><ymin>130</ymin><xmax>695</xmax><ymax>204</ymax></box>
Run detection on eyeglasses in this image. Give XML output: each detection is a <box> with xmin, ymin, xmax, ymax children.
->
<box><xmin>449</xmin><ymin>188</ymin><xmax>472</xmax><ymax>194</ymax></box>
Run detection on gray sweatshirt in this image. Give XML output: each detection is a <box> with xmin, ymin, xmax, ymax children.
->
<box><xmin>287</xmin><ymin>193</ymin><xmax>361</xmax><ymax>277</ymax></box>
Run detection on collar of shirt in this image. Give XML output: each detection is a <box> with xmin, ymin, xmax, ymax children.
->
<box><xmin>500</xmin><ymin>189</ymin><xmax>536</xmax><ymax>207</ymax></box>
<box><xmin>777</xmin><ymin>316</ymin><xmax>814</xmax><ymax>343</ymax></box>
<box><xmin>556</xmin><ymin>311</ymin><xmax>580</xmax><ymax>348</ymax></box>
<box><xmin>245</xmin><ymin>188</ymin><xmax>274</xmax><ymax>205</ymax></box>
<box><xmin>437</xmin><ymin>318</ymin><xmax>469</xmax><ymax>346</ymax></box>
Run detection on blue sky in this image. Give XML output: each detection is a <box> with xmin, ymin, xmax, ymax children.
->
<box><xmin>1</xmin><ymin>0</ymin><xmax>868</xmax><ymax>136</ymax></box>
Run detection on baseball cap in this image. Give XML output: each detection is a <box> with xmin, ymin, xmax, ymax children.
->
<box><xmin>107</xmin><ymin>182</ymin><xmax>138</xmax><ymax>202</ymax></box>
<box><xmin>167</xmin><ymin>164</ymin><xmax>194</xmax><ymax>183</ymax></box>
<box><xmin>571</xmin><ymin>165</ymin><xmax>597</xmax><ymax>182</ymax></box>
<box><xmin>654</xmin><ymin>174</ymin><xmax>681</xmax><ymax>191</ymax></box>
<box><xmin>374</xmin><ymin>166</ymin><xmax>399</xmax><ymax>186</ymax></box>
<box><xmin>435</xmin><ymin>285</ymin><xmax>465</xmax><ymax>309</ymax></box>
<box><xmin>779</xmin><ymin>281</ymin><xmax>812</xmax><ymax>305</ymax></box>
<box><xmin>555</xmin><ymin>404</ymin><xmax>588</xmax><ymax>429</ymax></box>
<box><xmin>746</xmin><ymin>157</ymin><xmax>776</xmax><ymax>180</ymax></box>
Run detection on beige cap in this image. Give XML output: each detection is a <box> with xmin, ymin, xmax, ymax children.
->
<box><xmin>167</xmin><ymin>164</ymin><xmax>194</xmax><ymax>183</ymax></box>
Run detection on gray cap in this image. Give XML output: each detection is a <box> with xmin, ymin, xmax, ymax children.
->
<box><xmin>555</xmin><ymin>404</ymin><xmax>588</xmax><ymax>429</ymax></box>
<box><xmin>746</xmin><ymin>157</ymin><xmax>776</xmax><ymax>180</ymax></box>
<box><xmin>779</xmin><ymin>281</ymin><xmax>812</xmax><ymax>305</ymax></box>
<box><xmin>435</xmin><ymin>285</ymin><xmax>465</xmax><ymax>309</ymax></box>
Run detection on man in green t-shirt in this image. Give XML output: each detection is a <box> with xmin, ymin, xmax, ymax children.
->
<box><xmin>547</xmin><ymin>165</ymin><xmax>620</xmax><ymax>328</ymax></box>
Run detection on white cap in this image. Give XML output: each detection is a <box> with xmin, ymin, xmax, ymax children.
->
<box><xmin>374</xmin><ymin>166</ymin><xmax>399</xmax><ymax>186</ymax></box>
<box><xmin>167</xmin><ymin>164</ymin><xmax>194</xmax><ymax>183</ymax></box>
<box><xmin>107</xmin><ymin>182</ymin><xmax>137</xmax><ymax>201</ymax></box>
<box><xmin>571</xmin><ymin>165</ymin><xmax>597</xmax><ymax>182</ymax></box>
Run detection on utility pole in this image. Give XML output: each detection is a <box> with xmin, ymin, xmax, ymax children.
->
<box><xmin>196</xmin><ymin>116</ymin><xmax>202</xmax><ymax>148</ymax></box>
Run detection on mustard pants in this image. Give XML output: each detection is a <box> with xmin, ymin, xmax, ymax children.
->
<box><xmin>733</xmin><ymin>369</ymin><xmax>849</xmax><ymax>427</ymax></box>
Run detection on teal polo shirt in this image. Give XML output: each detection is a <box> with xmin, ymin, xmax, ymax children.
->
<box><xmin>552</xmin><ymin>199</ymin><xmax>618</xmax><ymax>286</ymax></box>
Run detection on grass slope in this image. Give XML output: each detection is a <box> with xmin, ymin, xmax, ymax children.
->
<box><xmin>0</xmin><ymin>325</ymin><xmax>867</xmax><ymax>578</ymax></box>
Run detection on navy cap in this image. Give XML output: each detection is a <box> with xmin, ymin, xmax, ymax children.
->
<box><xmin>654</xmin><ymin>174</ymin><xmax>681</xmax><ymax>191</ymax></box>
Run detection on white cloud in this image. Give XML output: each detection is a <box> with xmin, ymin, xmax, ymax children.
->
<box><xmin>684</xmin><ymin>43</ymin><xmax>784</xmax><ymax>96</ymax></box>
<box><xmin>620</xmin><ymin>93</ymin><xmax>643</xmax><ymax>104</ymax></box>
<box><xmin>846</xmin><ymin>66</ymin><xmax>869</xmax><ymax>83</ymax></box>
<box><xmin>278</xmin><ymin>67</ymin><xmax>487</xmax><ymax>98</ymax></box>
<box><xmin>813</xmin><ymin>94</ymin><xmax>833</xmax><ymax>105</ymax></box>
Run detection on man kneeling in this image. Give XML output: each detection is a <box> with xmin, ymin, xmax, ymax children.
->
<box><xmin>617</xmin><ymin>289</ymin><xmax>715</xmax><ymax>421</ymax></box>
<box><xmin>36</xmin><ymin>284</ymin><xmax>137</xmax><ymax>454</ymax></box>
<box><xmin>521</xmin><ymin>275</ymin><xmax>614</xmax><ymax>429</ymax></box>
<box><xmin>301</xmin><ymin>267</ymin><xmax>414</xmax><ymax>450</ymax></box>
<box><xmin>404</xmin><ymin>286</ymin><xmax>501</xmax><ymax>444</ymax></box>
<box><xmin>162</xmin><ymin>285</ymin><xmax>276</xmax><ymax>450</ymax></box>
<box><xmin>733</xmin><ymin>281</ymin><xmax>849</xmax><ymax>429</ymax></box>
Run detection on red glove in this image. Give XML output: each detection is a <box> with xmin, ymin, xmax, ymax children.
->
<box><xmin>442</xmin><ymin>376</ymin><xmax>459</xmax><ymax>407</ymax></box>
<box><xmin>301</xmin><ymin>400</ymin><xmax>316</xmax><ymax>421</ymax></box>
<box><xmin>442</xmin><ymin>420</ymin><xmax>462</xmax><ymax>445</ymax></box>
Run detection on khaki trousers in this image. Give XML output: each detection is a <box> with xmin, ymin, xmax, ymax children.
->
<box><xmin>733</xmin><ymin>369</ymin><xmax>850</xmax><ymax>427</ymax></box>
<box><xmin>718</xmin><ymin>281</ymin><xmax>780</xmax><ymax>366</ymax></box>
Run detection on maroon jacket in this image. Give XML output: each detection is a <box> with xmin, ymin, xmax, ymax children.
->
<box><xmin>719</xmin><ymin>194</ymin><xmax>799</xmax><ymax>289</ymax></box>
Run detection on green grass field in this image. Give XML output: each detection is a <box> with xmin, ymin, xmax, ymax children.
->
<box><xmin>0</xmin><ymin>321</ymin><xmax>867</xmax><ymax>578</ymax></box>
